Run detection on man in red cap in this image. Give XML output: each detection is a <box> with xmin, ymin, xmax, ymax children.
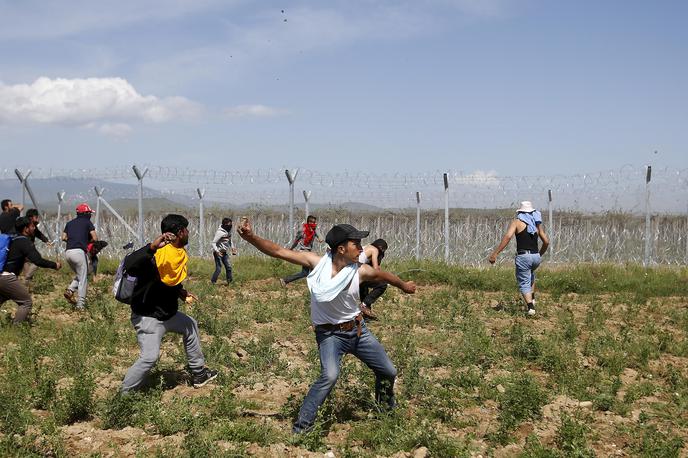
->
<box><xmin>61</xmin><ymin>203</ymin><xmax>98</xmax><ymax>310</ymax></box>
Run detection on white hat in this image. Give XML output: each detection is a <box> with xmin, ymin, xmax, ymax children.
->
<box><xmin>517</xmin><ymin>201</ymin><xmax>535</xmax><ymax>213</ymax></box>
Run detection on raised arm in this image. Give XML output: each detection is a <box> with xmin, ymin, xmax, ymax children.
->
<box><xmin>358</xmin><ymin>264</ymin><xmax>415</xmax><ymax>293</ymax></box>
<box><xmin>489</xmin><ymin>220</ymin><xmax>518</xmax><ymax>264</ymax></box>
<box><xmin>238</xmin><ymin>218</ymin><xmax>319</xmax><ymax>269</ymax></box>
<box><xmin>537</xmin><ymin>224</ymin><xmax>549</xmax><ymax>256</ymax></box>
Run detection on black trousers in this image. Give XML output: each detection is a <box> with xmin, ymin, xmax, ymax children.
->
<box><xmin>359</xmin><ymin>281</ymin><xmax>387</xmax><ymax>307</ymax></box>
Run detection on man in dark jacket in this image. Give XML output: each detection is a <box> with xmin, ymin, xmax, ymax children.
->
<box><xmin>120</xmin><ymin>214</ymin><xmax>217</xmax><ymax>392</ymax></box>
<box><xmin>62</xmin><ymin>203</ymin><xmax>98</xmax><ymax>309</ymax></box>
<box><xmin>21</xmin><ymin>208</ymin><xmax>53</xmax><ymax>281</ymax></box>
<box><xmin>0</xmin><ymin>217</ymin><xmax>61</xmax><ymax>323</ymax></box>
<box><xmin>0</xmin><ymin>199</ymin><xmax>23</xmax><ymax>234</ymax></box>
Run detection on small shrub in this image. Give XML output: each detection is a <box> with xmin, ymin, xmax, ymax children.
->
<box><xmin>632</xmin><ymin>425</ymin><xmax>684</xmax><ymax>457</ymax></box>
<box><xmin>33</xmin><ymin>371</ymin><xmax>57</xmax><ymax>410</ymax></box>
<box><xmin>102</xmin><ymin>391</ymin><xmax>140</xmax><ymax>429</ymax></box>
<box><xmin>496</xmin><ymin>373</ymin><xmax>546</xmax><ymax>441</ymax></box>
<box><xmin>53</xmin><ymin>373</ymin><xmax>96</xmax><ymax>425</ymax></box>
<box><xmin>521</xmin><ymin>434</ymin><xmax>560</xmax><ymax>457</ymax></box>
<box><xmin>555</xmin><ymin>414</ymin><xmax>595</xmax><ymax>457</ymax></box>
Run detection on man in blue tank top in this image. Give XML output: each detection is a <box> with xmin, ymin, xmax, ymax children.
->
<box><xmin>237</xmin><ymin>217</ymin><xmax>416</xmax><ymax>433</ymax></box>
<box><xmin>488</xmin><ymin>201</ymin><xmax>549</xmax><ymax>316</ymax></box>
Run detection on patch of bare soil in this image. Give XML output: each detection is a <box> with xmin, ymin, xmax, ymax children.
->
<box><xmin>61</xmin><ymin>422</ymin><xmax>183</xmax><ymax>457</ymax></box>
<box><xmin>233</xmin><ymin>377</ymin><xmax>307</xmax><ymax>416</ymax></box>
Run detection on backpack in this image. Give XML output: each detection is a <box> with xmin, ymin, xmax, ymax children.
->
<box><xmin>112</xmin><ymin>256</ymin><xmax>137</xmax><ymax>304</ymax></box>
<box><xmin>0</xmin><ymin>234</ymin><xmax>11</xmax><ymax>271</ymax></box>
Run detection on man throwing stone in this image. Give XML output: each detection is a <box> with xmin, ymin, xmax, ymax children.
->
<box><xmin>121</xmin><ymin>214</ymin><xmax>217</xmax><ymax>392</ymax></box>
<box><xmin>238</xmin><ymin>218</ymin><xmax>416</xmax><ymax>433</ymax></box>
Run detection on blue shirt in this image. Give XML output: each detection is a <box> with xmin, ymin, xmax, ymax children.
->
<box><xmin>64</xmin><ymin>215</ymin><xmax>95</xmax><ymax>251</ymax></box>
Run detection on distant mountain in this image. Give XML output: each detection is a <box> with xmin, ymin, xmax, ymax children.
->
<box><xmin>0</xmin><ymin>177</ymin><xmax>385</xmax><ymax>214</ymax></box>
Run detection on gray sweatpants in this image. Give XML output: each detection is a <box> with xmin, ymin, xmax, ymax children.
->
<box><xmin>0</xmin><ymin>273</ymin><xmax>33</xmax><ymax>323</ymax></box>
<box><xmin>121</xmin><ymin>312</ymin><xmax>206</xmax><ymax>392</ymax></box>
<box><xmin>65</xmin><ymin>248</ymin><xmax>89</xmax><ymax>306</ymax></box>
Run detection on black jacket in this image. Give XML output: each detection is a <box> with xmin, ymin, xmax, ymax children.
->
<box><xmin>31</xmin><ymin>226</ymin><xmax>50</xmax><ymax>244</ymax></box>
<box><xmin>4</xmin><ymin>235</ymin><xmax>57</xmax><ymax>275</ymax></box>
<box><xmin>123</xmin><ymin>244</ymin><xmax>187</xmax><ymax>321</ymax></box>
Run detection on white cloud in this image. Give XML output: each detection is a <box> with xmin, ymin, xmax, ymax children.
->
<box><xmin>0</xmin><ymin>77</ymin><xmax>201</xmax><ymax>130</ymax></box>
<box><xmin>223</xmin><ymin>104</ymin><xmax>288</xmax><ymax>119</ymax></box>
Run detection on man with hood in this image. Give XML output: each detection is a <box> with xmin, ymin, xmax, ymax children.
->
<box><xmin>489</xmin><ymin>201</ymin><xmax>549</xmax><ymax>316</ymax></box>
<box><xmin>210</xmin><ymin>217</ymin><xmax>237</xmax><ymax>284</ymax></box>
<box><xmin>280</xmin><ymin>215</ymin><xmax>322</xmax><ymax>287</ymax></box>
<box><xmin>238</xmin><ymin>218</ymin><xmax>416</xmax><ymax>433</ymax></box>
<box><xmin>62</xmin><ymin>203</ymin><xmax>98</xmax><ymax>310</ymax></box>
<box><xmin>121</xmin><ymin>214</ymin><xmax>217</xmax><ymax>392</ymax></box>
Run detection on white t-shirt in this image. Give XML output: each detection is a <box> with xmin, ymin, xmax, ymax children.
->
<box><xmin>310</xmin><ymin>269</ymin><xmax>361</xmax><ymax>325</ymax></box>
<box><xmin>358</xmin><ymin>251</ymin><xmax>369</xmax><ymax>264</ymax></box>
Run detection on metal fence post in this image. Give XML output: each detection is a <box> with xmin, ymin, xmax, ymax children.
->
<box><xmin>14</xmin><ymin>169</ymin><xmax>31</xmax><ymax>215</ymax></box>
<box><xmin>56</xmin><ymin>191</ymin><xmax>65</xmax><ymax>249</ymax></box>
<box><xmin>132</xmin><ymin>165</ymin><xmax>149</xmax><ymax>246</ymax></box>
<box><xmin>197</xmin><ymin>188</ymin><xmax>205</xmax><ymax>257</ymax></box>
<box><xmin>15</xmin><ymin>168</ymin><xmax>53</xmax><ymax>239</ymax></box>
<box><xmin>303</xmin><ymin>190</ymin><xmax>311</xmax><ymax>219</ymax></box>
<box><xmin>416</xmin><ymin>191</ymin><xmax>421</xmax><ymax>260</ymax></box>
<box><xmin>643</xmin><ymin>165</ymin><xmax>652</xmax><ymax>267</ymax></box>
<box><xmin>285</xmin><ymin>169</ymin><xmax>298</xmax><ymax>241</ymax></box>
<box><xmin>94</xmin><ymin>186</ymin><xmax>105</xmax><ymax>230</ymax></box>
<box><xmin>548</xmin><ymin>189</ymin><xmax>554</xmax><ymax>261</ymax></box>
<box><xmin>443</xmin><ymin>173</ymin><xmax>449</xmax><ymax>263</ymax></box>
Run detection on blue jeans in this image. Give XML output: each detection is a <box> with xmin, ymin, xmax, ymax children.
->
<box><xmin>293</xmin><ymin>322</ymin><xmax>397</xmax><ymax>433</ymax></box>
<box><xmin>283</xmin><ymin>266</ymin><xmax>310</xmax><ymax>284</ymax></box>
<box><xmin>211</xmin><ymin>252</ymin><xmax>233</xmax><ymax>283</ymax></box>
<box><xmin>515</xmin><ymin>253</ymin><xmax>541</xmax><ymax>294</ymax></box>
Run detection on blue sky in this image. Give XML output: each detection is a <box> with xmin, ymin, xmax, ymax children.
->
<box><xmin>1</xmin><ymin>0</ymin><xmax>686</xmax><ymax>176</ymax></box>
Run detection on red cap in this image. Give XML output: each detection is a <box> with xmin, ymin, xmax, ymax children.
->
<box><xmin>76</xmin><ymin>203</ymin><xmax>94</xmax><ymax>214</ymax></box>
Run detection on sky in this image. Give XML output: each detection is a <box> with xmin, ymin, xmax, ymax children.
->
<box><xmin>1</xmin><ymin>0</ymin><xmax>687</xmax><ymax>177</ymax></box>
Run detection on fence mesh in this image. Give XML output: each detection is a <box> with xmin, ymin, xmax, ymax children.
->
<box><xmin>3</xmin><ymin>164</ymin><xmax>687</xmax><ymax>265</ymax></box>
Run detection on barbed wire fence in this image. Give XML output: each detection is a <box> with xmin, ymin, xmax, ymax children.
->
<box><xmin>2</xmin><ymin>164</ymin><xmax>687</xmax><ymax>266</ymax></box>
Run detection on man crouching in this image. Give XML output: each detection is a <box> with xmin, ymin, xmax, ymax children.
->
<box><xmin>121</xmin><ymin>214</ymin><xmax>217</xmax><ymax>392</ymax></box>
<box><xmin>238</xmin><ymin>218</ymin><xmax>416</xmax><ymax>433</ymax></box>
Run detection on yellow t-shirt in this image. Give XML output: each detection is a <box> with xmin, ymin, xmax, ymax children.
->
<box><xmin>154</xmin><ymin>244</ymin><xmax>188</xmax><ymax>286</ymax></box>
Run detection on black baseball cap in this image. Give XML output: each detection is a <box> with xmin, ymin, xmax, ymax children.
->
<box><xmin>325</xmin><ymin>224</ymin><xmax>369</xmax><ymax>250</ymax></box>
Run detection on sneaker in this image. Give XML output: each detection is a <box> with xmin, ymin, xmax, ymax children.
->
<box><xmin>360</xmin><ymin>304</ymin><xmax>378</xmax><ymax>321</ymax></box>
<box><xmin>527</xmin><ymin>304</ymin><xmax>536</xmax><ymax>316</ymax></box>
<box><xmin>192</xmin><ymin>367</ymin><xmax>218</xmax><ymax>388</ymax></box>
<box><xmin>63</xmin><ymin>290</ymin><xmax>77</xmax><ymax>305</ymax></box>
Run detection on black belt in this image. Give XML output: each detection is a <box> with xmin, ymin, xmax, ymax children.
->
<box><xmin>517</xmin><ymin>249</ymin><xmax>538</xmax><ymax>255</ymax></box>
<box><xmin>315</xmin><ymin>314</ymin><xmax>363</xmax><ymax>336</ymax></box>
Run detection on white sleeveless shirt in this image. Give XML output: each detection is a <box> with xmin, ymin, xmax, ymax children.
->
<box><xmin>310</xmin><ymin>267</ymin><xmax>361</xmax><ymax>325</ymax></box>
<box><xmin>358</xmin><ymin>251</ymin><xmax>369</xmax><ymax>264</ymax></box>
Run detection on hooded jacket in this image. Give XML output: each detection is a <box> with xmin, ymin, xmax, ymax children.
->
<box><xmin>211</xmin><ymin>225</ymin><xmax>235</xmax><ymax>254</ymax></box>
<box><xmin>123</xmin><ymin>244</ymin><xmax>187</xmax><ymax>321</ymax></box>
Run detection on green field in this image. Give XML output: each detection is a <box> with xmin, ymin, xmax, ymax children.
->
<box><xmin>1</xmin><ymin>259</ymin><xmax>687</xmax><ymax>457</ymax></box>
